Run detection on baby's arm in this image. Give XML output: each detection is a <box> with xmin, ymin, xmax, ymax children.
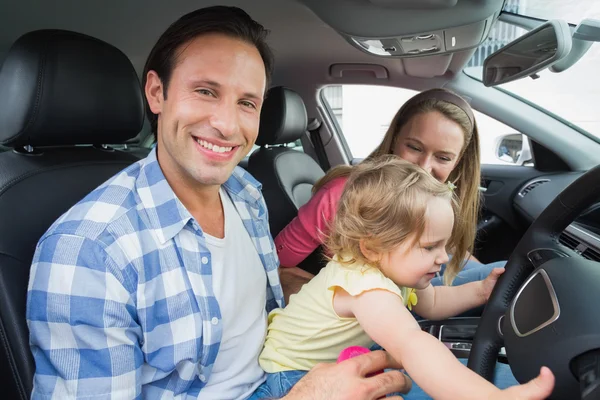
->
<box><xmin>413</xmin><ymin>267</ymin><xmax>505</xmax><ymax>320</ymax></box>
<box><xmin>412</xmin><ymin>281</ymin><xmax>484</xmax><ymax>320</ymax></box>
<box><xmin>339</xmin><ymin>288</ymin><xmax>498</xmax><ymax>400</ymax></box>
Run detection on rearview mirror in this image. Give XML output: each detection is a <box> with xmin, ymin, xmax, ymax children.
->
<box><xmin>495</xmin><ymin>133</ymin><xmax>532</xmax><ymax>165</ymax></box>
<box><xmin>483</xmin><ymin>20</ymin><xmax>572</xmax><ymax>87</ymax></box>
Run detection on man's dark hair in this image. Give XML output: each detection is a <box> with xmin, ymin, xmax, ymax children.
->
<box><xmin>142</xmin><ymin>6</ymin><xmax>274</xmax><ymax>138</ymax></box>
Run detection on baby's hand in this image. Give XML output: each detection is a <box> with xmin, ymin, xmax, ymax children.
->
<box><xmin>479</xmin><ymin>267</ymin><xmax>505</xmax><ymax>302</ymax></box>
<box><xmin>489</xmin><ymin>367</ymin><xmax>554</xmax><ymax>400</ymax></box>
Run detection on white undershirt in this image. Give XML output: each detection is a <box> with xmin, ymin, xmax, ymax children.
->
<box><xmin>200</xmin><ymin>189</ymin><xmax>268</xmax><ymax>400</ymax></box>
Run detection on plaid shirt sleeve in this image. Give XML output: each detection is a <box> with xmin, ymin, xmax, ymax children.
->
<box><xmin>27</xmin><ymin>233</ymin><xmax>143</xmax><ymax>399</ymax></box>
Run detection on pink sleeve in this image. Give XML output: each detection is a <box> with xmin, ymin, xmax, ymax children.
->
<box><xmin>274</xmin><ymin>177</ymin><xmax>347</xmax><ymax>267</ymax></box>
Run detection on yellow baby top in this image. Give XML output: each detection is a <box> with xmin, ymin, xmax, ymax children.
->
<box><xmin>259</xmin><ymin>257</ymin><xmax>416</xmax><ymax>373</ymax></box>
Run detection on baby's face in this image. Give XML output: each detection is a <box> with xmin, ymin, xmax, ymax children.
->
<box><xmin>379</xmin><ymin>197</ymin><xmax>454</xmax><ymax>290</ymax></box>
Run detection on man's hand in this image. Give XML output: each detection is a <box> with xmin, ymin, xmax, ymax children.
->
<box><xmin>279</xmin><ymin>266</ymin><xmax>314</xmax><ymax>304</ymax></box>
<box><xmin>283</xmin><ymin>350</ymin><xmax>411</xmax><ymax>400</ymax></box>
<box><xmin>478</xmin><ymin>267</ymin><xmax>505</xmax><ymax>302</ymax></box>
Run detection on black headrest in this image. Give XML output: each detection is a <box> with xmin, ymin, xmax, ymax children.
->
<box><xmin>0</xmin><ymin>30</ymin><xmax>144</xmax><ymax>147</ymax></box>
<box><xmin>256</xmin><ymin>86</ymin><xmax>307</xmax><ymax>146</ymax></box>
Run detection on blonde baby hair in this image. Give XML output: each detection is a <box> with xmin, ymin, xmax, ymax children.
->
<box><xmin>325</xmin><ymin>155</ymin><xmax>461</xmax><ymax>282</ymax></box>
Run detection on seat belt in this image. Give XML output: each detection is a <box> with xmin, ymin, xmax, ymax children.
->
<box><xmin>307</xmin><ymin>118</ymin><xmax>330</xmax><ymax>171</ymax></box>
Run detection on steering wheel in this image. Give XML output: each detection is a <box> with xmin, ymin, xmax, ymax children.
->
<box><xmin>468</xmin><ymin>164</ymin><xmax>600</xmax><ymax>399</ymax></box>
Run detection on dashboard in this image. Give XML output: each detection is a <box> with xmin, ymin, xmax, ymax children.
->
<box><xmin>513</xmin><ymin>170</ymin><xmax>600</xmax><ymax>262</ymax></box>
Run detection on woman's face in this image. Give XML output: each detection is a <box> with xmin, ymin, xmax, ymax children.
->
<box><xmin>392</xmin><ymin>111</ymin><xmax>465</xmax><ymax>183</ymax></box>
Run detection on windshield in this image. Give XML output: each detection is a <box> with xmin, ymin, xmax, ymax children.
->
<box><xmin>503</xmin><ymin>0</ymin><xmax>600</xmax><ymax>22</ymax></box>
<box><xmin>464</xmin><ymin>0</ymin><xmax>600</xmax><ymax>139</ymax></box>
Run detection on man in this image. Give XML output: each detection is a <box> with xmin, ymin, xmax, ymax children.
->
<box><xmin>26</xmin><ymin>6</ymin><xmax>410</xmax><ymax>399</ymax></box>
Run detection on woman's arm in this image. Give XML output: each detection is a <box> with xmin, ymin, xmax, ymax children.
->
<box><xmin>275</xmin><ymin>178</ymin><xmax>346</xmax><ymax>301</ymax></box>
<box><xmin>274</xmin><ymin>177</ymin><xmax>346</xmax><ymax>267</ymax></box>
<box><xmin>413</xmin><ymin>267</ymin><xmax>504</xmax><ymax>320</ymax></box>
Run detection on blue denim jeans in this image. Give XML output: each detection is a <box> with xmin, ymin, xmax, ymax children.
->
<box><xmin>248</xmin><ymin>370</ymin><xmax>307</xmax><ymax>399</ymax></box>
<box><xmin>432</xmin><ymin>259</ymin><xmax>506</xmax><ymax>287</ymax></box>
<box><xmin>249</xmin><ymin>359</ymin><xmax>517</xmax><ymax>399</ymax></box>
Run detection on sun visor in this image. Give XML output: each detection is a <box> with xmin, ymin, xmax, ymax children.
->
<box><xmin>403</xmin><ymin>54</ymin><xmax>452</xmax><ymax>78</ymax></box>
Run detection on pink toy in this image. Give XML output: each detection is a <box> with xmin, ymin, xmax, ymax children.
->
<box><xmin>337</xmin><ymin>346</ymin><xmax>384</xmax><ymax>376</ymax></box>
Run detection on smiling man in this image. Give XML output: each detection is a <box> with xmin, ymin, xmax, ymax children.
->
<box><xmin>26</xmin><ymin>6</ymin><xmax>410</xmax><ymax>400</ymax></box>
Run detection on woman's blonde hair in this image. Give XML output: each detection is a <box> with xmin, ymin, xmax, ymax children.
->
<box><xmin>315</xmin><ymin>88</ymin><xmax>480</xmax><ymax>284</ymax></box>
<box><xmin>326</xmin><ymin>155</ymin><xmax>461</xmax><ymax>281</ymax></box>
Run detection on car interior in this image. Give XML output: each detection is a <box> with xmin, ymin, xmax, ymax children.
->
<box><xmin>1</xmin><ymin>0</ymin><xmax>600</xmax><ymax>399</ymax></box>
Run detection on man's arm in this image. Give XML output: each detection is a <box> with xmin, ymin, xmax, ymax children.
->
<box><xmin>27</xmin><ymin>234</ymin><xmax>142</xmax><ymax>399</ymax></box>
<box><xmin>279</xmin><ymin>266</ymin><xmax>314</xmax><ymax>303</ymax></box>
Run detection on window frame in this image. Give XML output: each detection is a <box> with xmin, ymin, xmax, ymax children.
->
<box><xmin>319</xmin><ymin>83</ymin><xmax>536</xmax><ymax>167</ymax></box>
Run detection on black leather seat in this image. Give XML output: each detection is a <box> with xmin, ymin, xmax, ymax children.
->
<box><xmin>0</xmin><ymin>30</ymin><xmax>144</xmax><ymax>399</ymax></box>
<box><xmin>248</xmin><ymin>86</ymin><xmax>325</xmax><ymax>238</ymax></box>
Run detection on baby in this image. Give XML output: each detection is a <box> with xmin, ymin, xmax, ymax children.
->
<box><xmin>253</xmin><ymin>155</ymin><xmax>553</xmax><ymax>400</ymax></box>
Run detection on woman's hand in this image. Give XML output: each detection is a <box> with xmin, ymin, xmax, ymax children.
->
<box><xmin>478</xmin><ymin>267</ymin><xmax>505</xmax><ymax>302</ymax></box>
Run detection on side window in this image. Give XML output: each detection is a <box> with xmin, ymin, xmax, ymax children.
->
<box><xmin>322</xmin><ymin>85</ymin><xmax>417</xmax><ymax>159</ymax></box>
<box><xmin>472</xmin><ymin>110</ymin><xmax>532</xmax><ymax>166</ymax></box>
<box><xmin>321</xmin><ymin>85</ymin><xmax>532</xmax><ymax>166</ymax></box>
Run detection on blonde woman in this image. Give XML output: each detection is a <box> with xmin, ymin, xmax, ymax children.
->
<box><xmin>252</xmin><ymin>157</ymin><xmax>551</xmax><ymax>400</ymax></box>
<box><xmin>277</xmin><ymin>88</ymin><xmax>506</xmax><ymax>304</ymax></box>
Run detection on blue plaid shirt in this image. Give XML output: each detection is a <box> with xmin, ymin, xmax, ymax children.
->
<box><xmin>26</xmin><ymin>148</ymin><xmax>284</xmax><ymax>399</ymax></box>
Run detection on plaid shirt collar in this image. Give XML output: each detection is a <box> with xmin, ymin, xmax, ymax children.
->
<box><xmin>137</xmin><ymin>148</ymin><xmax>264</xmax><ymax>245</ymax></box>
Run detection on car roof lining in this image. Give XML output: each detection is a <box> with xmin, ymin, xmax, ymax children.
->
<box><xmin>7</xmin><ymin>0</ymin><xmax>598</xmax><ymax>171</ymax></box>
<box><xmin>297</xmin><ymin>0</ymin><xmax>504</xmax><ymax>38</ymax></box>
<box><xmin>1</xmin><ymin>0</ymin><xmax>498</xmax><ymax>91</ymax></box>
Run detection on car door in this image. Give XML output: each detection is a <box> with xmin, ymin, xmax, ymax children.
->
<box><xmin>476</xmin><ymin>134</ymin><xmax>573</xmax><ymax>263</ymax></box>
<box><xmin>477</xmin><ymin>163</ymin><xmax>543</xmax><ymax>262</ymax></box>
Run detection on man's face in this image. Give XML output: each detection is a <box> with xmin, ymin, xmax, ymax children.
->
<box><xmin>147</xmin><ymin>33</ymin><xmax>266</xmax><ymax>189</ymax></box>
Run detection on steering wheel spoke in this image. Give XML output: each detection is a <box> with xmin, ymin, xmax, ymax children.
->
<box><xmin>527</xmin><ymin>247</ymin><xmax>570</xmax><ymax>268</ymax></box>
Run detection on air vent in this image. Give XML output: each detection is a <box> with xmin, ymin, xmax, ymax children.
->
<box><xmin>518</xmin><ymin>179</ymin><xmax>550</xmax><ymax>198</ymax></box>
<box><xmin>558</xmin><ymin>231</ymin><xmax>580</xmax><ymax>250</ymax></box>
<box><xmin>582</xmin><ymin>247</ymin><xmax>600</xmax><ymax>262</ymax></box>
<box><xmin>559</xmin><ymin>231</ymin><xmax>600</xmax><ymax>262</ymax></box>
